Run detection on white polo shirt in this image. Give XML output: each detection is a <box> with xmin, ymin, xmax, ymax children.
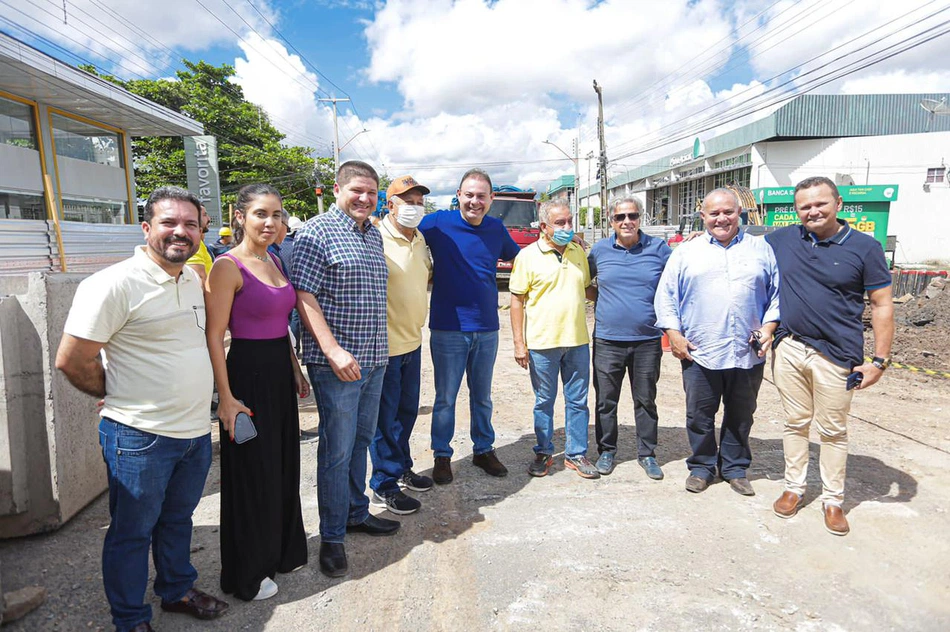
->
<box><xmin>64</xmin><ymin>246</ymin><xmax>214</xmax><ymax>439</ymax></box>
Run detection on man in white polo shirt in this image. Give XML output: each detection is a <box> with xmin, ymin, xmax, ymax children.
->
<box><xmin>369</xmin><ymin>175</ymin><xmax>434</xmax><ymax>515</ymax></box>
<box><xmin>55</xmin><ymin>186</ymin><xmax>228</xmax><ymax>632</ymax></box>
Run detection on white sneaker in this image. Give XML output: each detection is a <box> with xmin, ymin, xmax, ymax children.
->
<box><xmin>253</xmin><ymin>577</ymin><xmax>278</xmax><ymax>600</ymax></box>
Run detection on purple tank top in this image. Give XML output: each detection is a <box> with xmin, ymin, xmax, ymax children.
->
<box><xmin>222</xmin><ymin>253</ymin><xmax>297</xmax><ymax>339</ymax></box>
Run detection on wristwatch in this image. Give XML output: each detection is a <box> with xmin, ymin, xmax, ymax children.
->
<box><xmin>871</xmin><ymin>356</ymin><xmax>890</xmax><ymax>370</ymax></box>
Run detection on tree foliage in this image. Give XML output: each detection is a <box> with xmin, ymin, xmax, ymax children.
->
<box><xmin>79</xmin><ymin>61</ymin><xmax>330</xmax><ymax>217</ymax></box>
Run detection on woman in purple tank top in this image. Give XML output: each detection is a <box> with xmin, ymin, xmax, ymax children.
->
<box><xmin>205</xmin><ymin>184</ymin><xmax>309</xmax><ymax>601</ymax></box>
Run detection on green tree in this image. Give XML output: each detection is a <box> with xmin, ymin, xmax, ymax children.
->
<box><xmin>80</xmin><ymin>61</ymin><xmax>323</xmax><ymax>217</ymax></box>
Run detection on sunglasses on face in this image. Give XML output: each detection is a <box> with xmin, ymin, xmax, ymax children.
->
<box><xmin>612</xmin><ymin>212</ymin><xmax>640</xmax><ymax>222</ymax></box>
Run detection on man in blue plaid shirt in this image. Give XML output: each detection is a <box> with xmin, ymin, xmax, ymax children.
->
<box><xmin>292</xmin><ymin>160</ymin><xmax>399</xmax><ymax>579</ymax></box>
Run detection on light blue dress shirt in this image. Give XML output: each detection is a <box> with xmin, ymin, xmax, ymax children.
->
<box><xmin>654</xmin><ymin>229</ymin><xmax>780</xmax><ymax>370</ymax></box>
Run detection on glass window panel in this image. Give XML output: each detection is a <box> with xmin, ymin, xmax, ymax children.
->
<box><xmin>61</xmin><ymin>197</ymin><xmax>126</xmax><ymax>224</ymax></box>
<box><xmin>51</xmin><ymin>113</ymin><xmax>123</xmax><ymax>168</ymax></box>
<box><xmin>0</xmin><ymin>189</ymin><xmax>46</xmax><ymax>220</ymax></box>
<box><xmin>0</xmin><ymin>96</ymin><xmax>37</xmax><ymax>149</ymax></box>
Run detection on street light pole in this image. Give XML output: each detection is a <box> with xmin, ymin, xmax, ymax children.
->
<box><xmin>318</xmin><ymin>97</ymin><xmax>351</xmax><ymax>173</ymax></box>
<box><xmin>542</xmin><ymin>139</ymin><xmax>579</xmax><ymax>232</ymax></box>
<box><xmin>339</xmin><ymin>128</ymin><xmax>370</xmax><ymax>154</ymax></box>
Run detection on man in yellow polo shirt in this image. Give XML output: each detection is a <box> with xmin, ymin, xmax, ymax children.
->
<box><xmin>510</xmin><ymin>199</ymin><xmax>597</xmax><ymax>479</ymax></box>
<box><xmin>369</xmin><ymin>175</ymin><xmax>434</xmax><ymax>515</ymax></box>
<box><xmin>186</xmin><ymin>204</ymin><xmax>214</xmax><ymax>285</ymax></box>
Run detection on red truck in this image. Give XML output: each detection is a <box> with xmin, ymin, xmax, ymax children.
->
<box><xmin>487</xmin><ymin>186</ymin><xmax>540</xmax><ymax>279</ymax></box>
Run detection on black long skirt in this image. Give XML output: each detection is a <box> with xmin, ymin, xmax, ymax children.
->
<box><xmin>219</xmin><ymin>336</ymin><xmax>308</xmax><ymax>601</ymax></box>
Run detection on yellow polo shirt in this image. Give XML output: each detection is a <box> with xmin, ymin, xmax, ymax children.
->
<box><xmin>63</xmin><ymin>246</ymin><xmax>214</xmax><ymax>439</ymax></box>
<box><xmin>509</xmin><ymin>239</ymin><xmax>591</xmax><ymax>350</ymax></box>
<box><xmin>186</xmin><ymin>240</ymin><xmax>213</xmax><ymax>275</ymax></box>
<box><xmin>380</xmin><ymin>215</ymin><xmax>432</xmax><ymax>356</ymax></box>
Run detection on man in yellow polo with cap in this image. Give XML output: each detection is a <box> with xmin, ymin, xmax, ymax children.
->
<box><xmin>368</xmin><ymin>175</ymin><xmax>435</xmax><ymax>515</ymax></box>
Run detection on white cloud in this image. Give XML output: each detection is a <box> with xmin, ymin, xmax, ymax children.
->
<box><xmin>2</xmin><ymin>0</ymin><xmax>278</xmax><ymax>77</ymax></box>
<box><xmin>232</xmin><ymin>33</ymin><xmax>335</xmax><ymax>153</ymax></box>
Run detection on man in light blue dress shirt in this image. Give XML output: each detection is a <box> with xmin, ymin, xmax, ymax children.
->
<box><xmin>654</xmin><ymin>189</ymin><xmax>780</xmax><ymax>496</ymax></box>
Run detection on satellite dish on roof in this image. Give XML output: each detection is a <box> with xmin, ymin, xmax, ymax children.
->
<box><xmin>919</xmin><ymin>98</ymin><xmax>950</xmax><ymax>114</ymax></box>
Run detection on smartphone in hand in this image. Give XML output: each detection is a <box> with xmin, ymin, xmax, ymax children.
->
<box><xmin>846</xmin><ymin>371</ymin><xmax>863</xmax><ymax>391</ymax></box>
<box><xmin>234</xmin><ymin>411</ymin><xmax>258</xmax><ymax>443</ymax></box>
<box><xmin>749</xmin><ymin>331</ymin><xmax>763</xmax><ymax>353</ymax></box>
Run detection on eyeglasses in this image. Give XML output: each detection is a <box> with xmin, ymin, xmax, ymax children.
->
<box><xmin>612</xmin><ymin>212</ymin><xmax>640</xmax><ymax>222</ymax></box>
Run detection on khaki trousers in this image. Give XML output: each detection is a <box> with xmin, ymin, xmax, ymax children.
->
<box><xmin>772</xmin><ymin>337</ymin><xmax>854</xmax><ymax>505</ymax></box>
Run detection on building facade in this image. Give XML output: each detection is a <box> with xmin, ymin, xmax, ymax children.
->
<box><xmin>579</xmin><ymin>94</ymin><xmax>950</xmax><ymax>264</ymax></box>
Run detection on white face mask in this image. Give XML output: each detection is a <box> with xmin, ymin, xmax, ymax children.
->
<box><xmin>395</xmin><ymin>204</ymin><xmax>424</xmax><ymax>228</ymax></box>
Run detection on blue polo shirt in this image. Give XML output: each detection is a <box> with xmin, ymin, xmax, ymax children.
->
<box><xmin>766</xmin><ymin>221</ymin><xmax>891</xmax><ymax>369</ymax></box>
<box><xmin>588</xmin><ymin>231</ymin><xmax>672</xmax><ymax>341</ymax></box>
<box><xmin>420</xmin><ymin>210</ymin><xmax>521</xmax><ymax>332</ymax></box>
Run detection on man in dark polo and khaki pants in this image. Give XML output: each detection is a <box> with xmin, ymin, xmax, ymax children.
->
<box><xmin>767</xmin><ymin>176</ymin><xmax>894</xmax><ymax>536</ymax></box>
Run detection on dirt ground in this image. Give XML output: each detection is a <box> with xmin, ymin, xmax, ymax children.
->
<box><xmin>3</xmin><ymin>291</ymin><xmax>950</xmax><ymax>631</ymax></box>
<box><xmin>878</xmin><ymin>280</ymin><xmax>950</xmax><ymax>373</ymax></box>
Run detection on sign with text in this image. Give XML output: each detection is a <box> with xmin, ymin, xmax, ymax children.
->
<box><xmin>184</xmin><ymin>135</ymin><xmax>222</xmax><ymax>228</ymax></box>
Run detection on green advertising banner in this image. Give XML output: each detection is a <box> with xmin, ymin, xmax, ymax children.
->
<box><xmin>754</xmin><ymin>185</ymin><xmax>898</xmax><ymax>250</ymax></box>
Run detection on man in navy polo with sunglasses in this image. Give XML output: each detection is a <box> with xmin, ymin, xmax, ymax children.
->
<box><xmin>587</xmin><ymin>197</ymin><xmax>672</xmax><ymax>478</ymax></box>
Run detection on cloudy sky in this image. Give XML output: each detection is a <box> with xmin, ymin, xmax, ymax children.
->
<box><xmin>4</xmin><ymin>0</ymin><xmax>950</xmax><ymax>204</ymax></box>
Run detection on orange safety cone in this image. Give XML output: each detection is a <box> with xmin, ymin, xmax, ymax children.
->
<box><xmin>661</xmin><ymin>332</ymin><xmax>671</xmax><ymax>352</ymax></box>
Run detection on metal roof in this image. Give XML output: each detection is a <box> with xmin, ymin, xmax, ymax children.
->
<box><xmin>0</xmin><ymin>32</ymin><xmax>202</xmax><ymax>136</ymax></box>
<box><xmin>546</xmin><ymin>174</ymin><xmax>575</xmax><ymax>195</ymax></box>
<box><xmin>582</xmin><ymin>93</ymin><xmax>950</xmax><ymax>197</ymax></box>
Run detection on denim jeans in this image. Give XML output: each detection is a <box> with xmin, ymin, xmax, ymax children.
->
<box><xmin>429</xmin><ymin>329</ymin><xmax>499</xmax><ymax>458</ymax></box>
<box><xmin>370</xmin><ymin>347</ymin><xmax>422</xmax><ymax>495</ymax></box>
<box><xmin>528</xmin><ymin>345</ymin><xmax>591</xmax><ymax>458</ymax></box>
<box><xmin>289</xmin><ymin>309</ymin><xmax>301</xmax><ymax>353</ymax></box>
<box><xmin>308</xmin><ymin>364</ymin><xmax>385</xmax><ymax>542</ymax></box>
<box><xmin>592</xmin><ymin>337</ymin><xmax>662</xmax><ymax>458</ymax></box>
<box><xmin>681</xmin><ymin>360</ymin><xmax>764</xmax><ymax>481</ymax></box>
<box><xmin>98</xmin><ymin>418</ymin><xmax>212</xmax><ymax>632</ymax></box>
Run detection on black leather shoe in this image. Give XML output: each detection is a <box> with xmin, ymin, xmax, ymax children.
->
<box><xmin>319</xmin><ymin>542</ymin><xmax>348</xmax><ymax>578</ymax></box>
<box><xmin>346</xmin><ymin>514</ymin><xmax>400</xmax><ymax>536</ymax></box>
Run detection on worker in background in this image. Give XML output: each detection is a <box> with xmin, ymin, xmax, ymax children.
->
<box><xmin>211</xmin><ymin>226</ymin><xmax>234</xmax><ymax>258</ymax></box>
<box><xmin>186</xmin><ymin>205</ymin><xmax>214</xmax><ymax>285</ymax></box>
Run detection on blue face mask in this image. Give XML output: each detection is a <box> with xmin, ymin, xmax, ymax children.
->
<box><xmin>551</xmin><ymin>229</ymin><xmax>575</xmax><ymax>246</ymax></box>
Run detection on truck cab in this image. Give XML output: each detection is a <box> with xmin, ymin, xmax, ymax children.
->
<box><xmin>487</xmin><ymin>186</ymin><xmax>540</xmax><ymax>279</ymax></box>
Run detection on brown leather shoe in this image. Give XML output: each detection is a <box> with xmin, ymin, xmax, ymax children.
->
<box><xmin>823</xmin><ymin>503</ymin><xmax>850</xmax><ymax>536</ymax></box>
<box><xmin>773</xmin><ymin>491</ymin><xmax>804</xmax><ymax>518</ymax></box>
<box><xmin>160</xmin><ymin>587</ymin><xmax>229</xmax><ymax>620</ymax></box>
<box><xmin>472</xmin><ymin>450</ymin><xmax>508</xmax><ymax>477</ymax></box>
<box><xmin>131</xmin><ymin>623</ymin><xmax>155</xmax><ymax>632</ymax></box>
<box><xmin>433</xmin><ymin>456</ymin><xmax>453</xmax><ymax>485</ymax></box>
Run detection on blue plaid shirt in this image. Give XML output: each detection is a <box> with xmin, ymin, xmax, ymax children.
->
<box><xmin>291</xmin><ymin>205</ymin><xmax>389</xmax><ymax>368</ymax></box>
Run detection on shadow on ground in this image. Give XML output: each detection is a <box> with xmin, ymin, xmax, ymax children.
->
<box><xmin>0</xmin><ymin>423</ymin><xmax>917</xmax><ymax>630</ymax></box>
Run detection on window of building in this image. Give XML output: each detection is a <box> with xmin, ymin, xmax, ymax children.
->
<box><xmin>714</xmin><ymin>153</ymin><xmax>752</xmax><ymax>170</ymax></box>
<box><xmin>61</xmin><ymin>196</ymin><xmax>126</xmax><ymax>224</ymax></box>
<box><xmin>51</xmin><ymin>113</ymin><xmax>123</xmax><ymax>167</ymax></box>
<box><xmin>678</xmin><ymin>177</ymin><xmax>704</xmax><ymax>221</ymax></box>
<box><xmin>926</xmin><ymin>167</ymin><xmax>945</xmax><ymax>183</ymax></box>
<box><xmin>714</xmin><ymin>166</ymin><xmax>752</xmax><ymax>189</ymax></box>
<box><xmin>0</xmin><ymin>95</ymin><xmax>37</xmax><ymax>149</ymax></box>
<box><xmin>0</xmin><ymin>189</ymin><xmax>46</xmax><ymax>220</ymax></box>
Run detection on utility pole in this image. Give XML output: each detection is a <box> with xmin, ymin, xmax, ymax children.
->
<box><xmin>586</xmin><ymin>151</ymin><xmax>594</xmax><ymax>229</ymax></box>
<box><xmin>594</xmin><ymin>80</ymin><xmax>608</xmax><ymax>239</ymax></box>
<box><xmin>573</xmin><ymin>115</ymin><xmax>581</xmax><ymax>237</ymax></box>
<box><xmin>318</xmin><ymin>97</ymin><xmax>350</xmax><ymax>173</ymax></box>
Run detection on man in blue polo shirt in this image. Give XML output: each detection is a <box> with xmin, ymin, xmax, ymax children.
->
<box><xmin>655</xmin><ymin>188</ymin><xmax>780</xmax><ymax>497</ymax></box>
<box><xmin>419</xmin><ymin>168</ymin><xmax>521</xmax><ymax>484</ymax></box>
<box><xmin>587</xmin><ymin>197</ymin><xmax>672</xmax><ymax>478</ymax></box>
<box><xmin>768</xmin><ymin>176</ymin><xmax>894</xmax><ymax>536</ymax></box>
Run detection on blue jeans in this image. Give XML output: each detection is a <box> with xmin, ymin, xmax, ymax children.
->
<box><xmin>98</xmin><ymin>418</ymin><xmax>212</xmax><ymax>632</ymax></box>
<box><xmin>528</xmin><ymin>345</ymin><xmax>591</xmax><ymax>458</ymax></box>
<box><xmin>289</xmin><ymin>309</ymin><xmax>301</xmax><ymax>352</ymax></box>
<box><xmin>681</xmin><ymin>360</ymin><xmax>764</xmax><ymax>481</ymax></box>
<box><xmin>370</xmin><ymin>347</ymin><xmax>422</xmax><ymax>495</ymax></box>
<box><xmin>429</xmin><ymin>329</ymin><xmax>499</xmax><ymax>458</ymax></box>
<box><xmin>308</xmin><ymin>364</ymin><xmax>385</xmax><ymax>542</ymax></box>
